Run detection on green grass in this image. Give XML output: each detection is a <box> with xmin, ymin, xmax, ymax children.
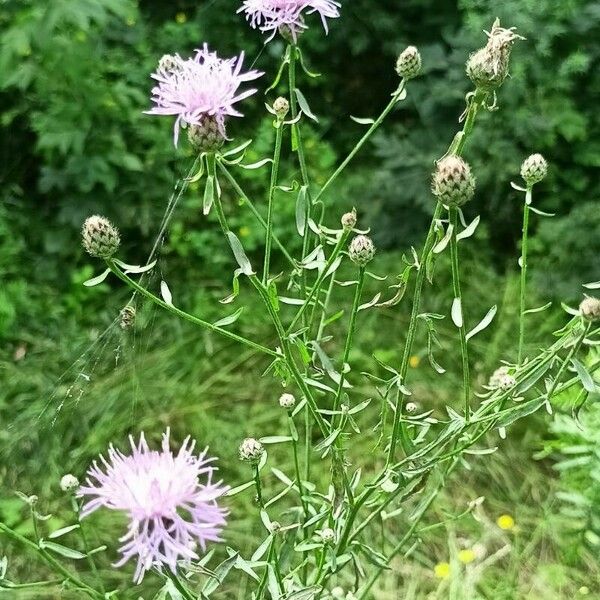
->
<box><xmin>1</xmin><ymin>252</ymin><xmax>597</xmax><ymax>598</ymax></box>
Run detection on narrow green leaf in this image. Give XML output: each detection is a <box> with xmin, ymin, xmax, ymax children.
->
<box><xmin>226</xmin><ymin>231</ymin><xmax>254</xmax><ymax>275</ymax></box>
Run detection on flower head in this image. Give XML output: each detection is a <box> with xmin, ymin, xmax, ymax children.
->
<box><xmin>238</xmin><ymin>0</ymin><xmax>340</xmax><ymax>42</ymax></box>
<box><xmin>349</xmin><ymin>235</ymin><xmax>375</xmax><ymax>266</ymax></box>
<box><xmin>520</xmin><ymin>153</ymin><xmax>548</xmax><ymax>186</ymax></box>
<box><xmin>432</xmin><ymin>156</ymin><xmax>476</xmax><ymax>207</ymax></box>
<box><xmin>60</xmin><ymin>474</ymin><xmax>79</xmax><ymax>493</ymax></box>
<box><xmin>146</xmin><ymin>45</ymin><xmax>263</xmax><ymax>147</ymax></box>
<box><xmin>78</xmin><ymin>430</ymin><xmax>228</xmax><ymax>583</ymax></box>
<box><xmin>82</xmin><ymin>216</ymin><xmax>120</xmax><ymax>259</ymax></box>
<box><xmin>396</xmin><ymin>46</ymin><xmax>422</xmax><ymax>80</ymax></box>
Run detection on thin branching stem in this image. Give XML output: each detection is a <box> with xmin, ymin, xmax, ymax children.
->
<box><xmin>518</xmin><ymin>188</ymin><xmax>532</xmax><ymax>364</ymax></box>
<box><xmin>449</xmin><ymin>206</ymin><xmax>471</xmax><ymax>420</ymax></box>
<box><xmin>263</xmin><ymin>121</ymin><xmax>285</xmax><ymax>284</ymax></box>
<box><xmin>0</xmin><ymin>523</ymin><xmax>104</xmax><ymax>600</ymax></box>
<box><xmin>387</xmin><ymin>91</ymin><xmax>483</xmax><ymax>465</ymax></box>
<box><xmin>332</xmin><ymin>266</ymin><xmax>365</xmax><ymax>415</ymax></box>
<box><xmin>217</xmin><ymin>162</ymin><xmax>295</xmax><ymax>266</ymax></box>
<box><xmin>313</xmin><ymin>80</ymin><xmax>405</xmax><ymax>205</ymax></box>
<box><xmin>107</xmin><ymin>263</ymin><xmax>278</xmax><ymax>358</ymax></box>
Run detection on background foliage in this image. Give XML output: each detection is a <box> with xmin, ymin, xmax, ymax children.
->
<box><xmin>1</xmin><ymin>0</ymin><xmax>599</xmax><ymax>597</ymax></box>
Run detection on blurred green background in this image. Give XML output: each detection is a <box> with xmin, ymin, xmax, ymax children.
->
<box><xmin>1</xmin><ymin>0</ymin><xmax>600</xmax><ymax>598</ymax></box>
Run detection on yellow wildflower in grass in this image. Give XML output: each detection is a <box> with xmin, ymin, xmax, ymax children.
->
<box><xmin>458</xmin><ymin>549</ymin><xmax>476</xmax><ymax>564</ymax></box>
<box><xmin>434</xmin><ymin>562</ymin><xmax>451</xmax><ymax>579</ymax></box>
<box><xmin>409</xmin><ymin>355</ymin><xmax>420</xmax><ymax>368</ymax></box>
<box><xmin>496</xmin><ymin>514</ymin><xmax>515</xmax><ymax>530</ymax></box>
<box><xmin>176</xmin><ymin>12</ymin><xmax>187</xmax><ymax>24</ymax></box>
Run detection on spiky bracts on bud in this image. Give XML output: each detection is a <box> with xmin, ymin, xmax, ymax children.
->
<box><xmin>466</xmin><ymin>19</ymin><xmax>523</xmax><ymax>92</ymax></box>
<box><xmin>187</xmin><ymin>116</ymin><xmax>226</xmax><ymax>153</ymax></box>
<box><xmin>396</xmin><ymin>46</ymin><xmax>422</xmax><ymax>80</ymax></box>
<box><xmin>498</xmin><ymin>374</ymin><xmax>516</xmax><ymax>391</ymax></box>
<box><xmin>82</xmin><ymin>216</ymin><xmax>120</xmax><ymax>259</ymax></box>
<box><xmin>349</xmin><ymin>235</ymin><xmax>375</xmax><ymax>266</ymax></box>
<box><xmin>341</xmin><ymin>208</ymin><xmax>357</xmax><ymax>230</ymax></box>
<box><xmin>60</xmin><ymin>474</ymin><xmax>79</xmax><ymax>493</ymax></box>
<box><xmin>431</xmin><ymin>156</ymin><xmax>476</xmax><ymax>207</ymax></box>
<box><xmin>279</xmin><ymin>393</ymin><xmax>296</xmax><ymax>409</ymax></box>
<box><xmin>520</xmin><ymin>154</ymin><xmax>547</xmax><ymax>187</ymax></box>
<box><xmin>272</xmin><ymin>97</ymin><xmax>289</xmax><ymax>119</ymax></box>
<box><xmin>119</xmin><ymin>305</ymin><xmax>136</xmax><ymax>330</ymax></box>
<box><xmin>320</xmin><ymin>527</ymin><xmax>336</xmax><ymax>544</ymax></box>
<box><xmin>158</xmin><ymin>54</ymin><xmax>185</xmax><ymax>75</ymax></box>
<box><xmin>488</xmin><ymin>366</ymin><xmax>509</xmax><ymax>389</ymax></box>
<box><xmin>239</xmin><ymin>438</ymin><xmax>265</xmax><ymax>463</ymax></box>
<box><xmin>580</xmin><ymin>296</ymin><xmax>600</xmax><ymax>322</ymax></box>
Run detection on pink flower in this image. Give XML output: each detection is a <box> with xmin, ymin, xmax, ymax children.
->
<box><xmin>78</xmin><ymin>430</ymin><xmax>228</xmax><ymax>583</ymax></box>
<box><xmin>238</xmin><ymin>0</ymin><xmax>340</xmax><ymax>41</ymax></box>
<box><xmin>146</xmin><ymin>45</ymin><xmax>263</xmax><ymax>146</ymax></box>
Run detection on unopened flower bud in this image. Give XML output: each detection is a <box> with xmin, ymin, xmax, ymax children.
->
<box><xmin>279</xmin><ymin>393</ymin><xmax>296</xmax><ymax>409</ymax></box>
<box><xmin>273</xmin><ymin>97</ymin><xmax>289</xmax><ymax>119</ymax></box>
<box><xmin>60</xmin><ymin>474</ymin><xmax>80</xmax><ymax>493</ymax></box>
<box><xmin>349</xmin><ymin>235</ymin><xmax>375</xmax><ymax>266</ymax></box>
<box><xmin>187</xmin><ymin>115</ymin><xmax>225</xmax><ymax>153</ymax></box>
<box><xmin>239</xmin><ymin>438</ymin><xmax>265</xmax><ymax>463</ymax></box>
<box><xmin>520</xmin><ymin>154</ymin><xmax>547</xmax><ymax>186</ymax></box>
<box><xmin>466</xmin><ymin>19</ymin><xmax>523</xmax><ymax>92</ymax></box>
<box><xmin>320</xmin><ymin>527</ymin><xmax>336</xmax><ymax>544</ymax></box>
<box><xmin>82</xmin><ymin>216</ymin><xmax>120</xmax><ymax>259</ymax></box>
<box><xmin>341</xmin><ymin>208</ymin><xmax>357</xmax><ymax>230</ymax></box>
<box><xmin>269</xmin><ymin>521</ymin><xmax>282</xmax><ymax>534</ymax></box>
<box><xmin>405</xmin><ymin>402</ymin><xmax>418</xmax><ymax>413</ymax></box>
<box><xmin>396</xmin><ymin>45</ymin><xmax>422</xmax><ymax>80</ymax></box>
<box><xmin>119</xmin><ymin>305</ymin><xmax>136</xmax><ymax>330</ymax></box>
<box><xmin>158</xmin><ymin>54</ymin><xmax>184</xmax><ymax>74</ymax></box>
<box><xmin>498</xmin><ymin>374</ymin><xmax>516</xmax><ymax>391</ymax></box>
<box><xmin>431</xmin><ymin>156</ymin><xmax>476</xmax><ymax>207</ymax></box>
<box><xmin>580</xmin><ymin>296</ymin><xmax>600</xmax><ymax>322</ymax></box>
<box><xmin>488</xmin><ymin>365</ymin><xmax>509</xmax><ymax>389</ymax></box>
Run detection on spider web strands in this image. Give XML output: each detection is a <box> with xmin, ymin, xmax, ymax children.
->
<box><xmin>32</xmin><ymin>157</ymin><xmax>200</xmax><ymax>427</ymax></box>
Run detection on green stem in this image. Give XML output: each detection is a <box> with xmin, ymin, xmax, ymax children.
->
<box><xmin>165</xmin><ymin>570</ymin><xmax>196</xmax><ymax>600</ymax></box>
<box><xmin>518</xmin><ymin>191</ymin><xmax>531</xmax><ymax>364</ymax></box>
<box><xmin>217</xmin><ymin>162</ymin><xmax>295</xmax><ymax>267</ymax></box>
<box><xmin>290</xmin><ymin>415</ymin><xmax>308</xmax><ymax>517</ymax></box>
<box><xmin>314</xmin><ymin>81</ymin><xmax>405</xmax><ymax>205</ymax></box>
<box><xmin>253</xmin><ymin>463</ymin><xmax>264</xmax><ymax>508</ymax></box>
<box><xmin>74</xmin><ymin>499</ymin><xmax>103</xmax><ymax>593</ymax></box>
<box><xmin>250</xmin><ymin>275</ymin><xmax>330</xmax><ymax>437</ymax></box>
<box><xmin>287</xmin><ymin>230</ymin><xmax>350</xmax><ymax>335</ymax></box>
<box><xmin>449</xmin><ymin>207</ymin><xmax>471</xmax><ymax>421</ymax></box>
<box><xmin>288</xmin><ymin>44</ymin><xmax>312</xmax><ymax>337</ymax></box>
<box><xmin>107</xmin><ymin>263</ymin><xmax>277</xmax><ymax>358</ymax></box>
<box><xmin>332</xmin><ymin>266</ymin><xmax>365</xmax><ymax>415</ymax></box>
<box><xmin>386</xmin><ymin>202</ymin><xmax>443</xmax><ymax>464</ymax></box>
<box><xmin>0</xmin><ymin>523</ymin><xmax>103</xmax><ymax>600</ymax></box>
<box><xmin>263</xmin><ymin>122</ymin><xmax>285</xmax><ymax>284</ymax></box>
<box><xmin>387</xmin><ymin>91</ymin><xmax>483</xmax><ymax>465</ymax></box>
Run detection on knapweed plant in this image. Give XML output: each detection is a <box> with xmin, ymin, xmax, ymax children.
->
<box><xmin>3</xmin><ymin>4</ymin><xmax>600</xmax><ymax>600</ymax></box>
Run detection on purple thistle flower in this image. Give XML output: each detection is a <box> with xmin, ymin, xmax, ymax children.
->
<box><xmin>238</xmin><ymin>0</ymin><xmax>340</xmax><ymax>41</ymax></box>
<box><xmin>78</xmin><ymin>430</ymin><xmax>228</xmax><ymax>583</ymax></box>
<box><xmin>146</xmin><ymin>44</ymin><xmax>263</xmax><ymax>147</ymax></box>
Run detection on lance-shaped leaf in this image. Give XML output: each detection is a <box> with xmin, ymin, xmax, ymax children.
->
<box><xmin>226</xmin><ymin>232</ymin><xmax>254</xmax><ymax>275</ymax></box>
<box><xmin>466</xmin><ymin>305</ymin><xmax>497</xmax><ymax>341</ymax></box>
<box><xmin>294</xmin><ymin>88</ymin><xmax>318</xmax><ymax>122</ymax></box>
<box><xmin>295</xmin><ymin>186</ymin><xmax>309</xmax><ymax>236</ymax></box>
<box><xmin>213</xmin><ymin>307</ymin><xmax>244</xmax><ymax>328</ymax></box>
<box><xmin>451</xmin><ymin>297</ymin><xmax>463</xmax><ymax>328</ymax></box>
<box><xmin>160</xmin><ymin>281</ymin><xmax>173</xmax><ymax>306</ymax></box>
<box><xmin>83</xmin><ymin>269</ymin><xmax>111</xmax><ymax>287</ymax></box>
